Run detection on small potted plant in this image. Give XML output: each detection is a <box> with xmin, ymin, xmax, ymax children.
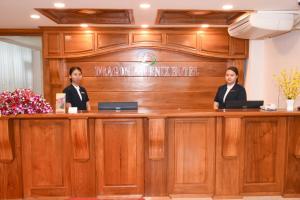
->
<box><xmin>274</xmin><ymin>69</ymin><xmax>300</xmax><ymax>111</ymax></box>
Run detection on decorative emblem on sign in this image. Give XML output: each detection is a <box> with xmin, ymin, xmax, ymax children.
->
<box><xmin>137</xmin><ymin>50</ymin><xmax>157</xmax><ymax>66</ymax></box>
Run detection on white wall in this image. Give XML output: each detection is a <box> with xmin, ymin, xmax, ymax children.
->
<box><xmin>245</xmin><ymin>30</ymin><xmax>300</xmax><ymax>108</ymax></box>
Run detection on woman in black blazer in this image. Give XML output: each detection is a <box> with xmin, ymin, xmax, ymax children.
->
<box><xmin>63</xmin><ymin>67</ymin><xmax>91</xmax><ymax>111</ymax></box>
<box><xmin>214</xmin><ymin>66</ymin><xmax>247</xmax><ymax>109</ymax></box>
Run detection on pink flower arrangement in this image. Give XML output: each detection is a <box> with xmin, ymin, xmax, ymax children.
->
<box><xmin>0</xmin><ymin>89</ymin><xmax>53</xmax><ymax>115</ymax></box>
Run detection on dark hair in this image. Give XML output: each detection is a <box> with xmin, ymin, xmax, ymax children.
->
<box><xmin>69</xmin><ymin>67</ymin><xmax>82</xmax><ymax>83</ymax></box>
<box><xmin>226</xmin><ymin>66</ymin><xmax>239</xmax><ymax>83</ymax></box>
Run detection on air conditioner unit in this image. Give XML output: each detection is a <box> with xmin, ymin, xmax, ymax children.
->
<box><xmin>228</xmin><ymin>12</ymin><xmax>295</xmax><ymax>39</ymax></box>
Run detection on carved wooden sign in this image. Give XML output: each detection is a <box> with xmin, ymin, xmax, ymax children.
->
<box><xmin>94</xmin><ymin>63</ymin><xmax>202</xmax><ymax>77</ymax></box>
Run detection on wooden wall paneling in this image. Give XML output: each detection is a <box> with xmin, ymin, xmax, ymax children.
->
<box><xmin>230</xmin><ymin>37</ymin><xmax>249</xmax><ymax>57</ymax></box>
<box><xmin>132</xmin><ymin>32</ymin><xmax>163</xmax><ymax>45</ymax></box>
<box><xmin>43</xmin><ymin>32</ymin><xmax>62</xmax><ymax>57</ymax></box>
<box><xmin>283</xmin><ymin>117</ymin><xmax>300</xmax><ymax>197</ymax></box>
<box><xmin>97</xmin><ymin>32</ymin><xmax>129</xmax><ymax>50</ymax></box>
<box><xmin>145</xmin><ymin>118</ymin><xmax>168</xmax><ymax>196</ymax></box>
<box><xmin>95</xmin><ymin>118</ymin><xmax>144</xmax><ymax>195</ymax></box>
<box><xmin>44</xmin><ymin>59</ymin><xmax>65</xmax><ymax>107</ymax></box>
<box><xmin>165</xmin><ymin>32</ymin><xmax>197</xmax><ymax>52</ymax></box>
<box><xmin>215</xmin><ymin>117</ymin><xmax>243</xmax><ymax>198</ymax></box>
<box><xmin>70</xmin><ymin>119</ymin><xmax>96</xmax><ymax>197</ymax></box>
<box><xmin>240</xmin><ymin>117</ymin><xmax>286</xmax><ymax>195</ymax></box>
<box><xmin>0</xmin><ymin>119</ymin><xmax>23</xmax><ymax>199</ymax></box>
<box><xmin>43</xmin><ymin>28</ymin><xmax>248</xmax><ymax>110</ymax></box>
<box><xmin>63</xmin><ymin>32</ymin><xmax>95</xmax><ymax>55</ymax></box>
<box><xmin>0</xmin><ymin>119</ymin><xmax>13</xmax><ymax>161</ymax></box>
<box><xmin>167</xmin><ymin>117</ymin><xmax>215</xmax><ymax>196</ymax></box>
<box><xmin>199</xmin><ymin>29</ymin><xmax>230</xmax><ymax>56</ymax></box>
<box><xmin>21</xmin><ymin>119</ymin><xmax>71</xmax><ymax>198</ymax></box>
<box><xmin>64</xmin><ymin>49</ymin><xmax>229</xmax><ymax>110</ymax></box>
<box><xmin>87</xmin><ymin>92</ymin><xmax>218</xmax><ymax>110</ymax></box>
<box><xmin>42</xmin><ymin>28</ymin><xmax>248</xmax><ymax>59</ymax></box>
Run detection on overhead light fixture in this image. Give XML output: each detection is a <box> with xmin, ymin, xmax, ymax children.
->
<box><xmin>140</xmin><ymin>3</ymin><xmax>151</xmax><ymax>9</ymax></box>
<box><xmin>201</xmin><ymin>24</ymin><xmax>210</xmax><ymax>28</ymax></box>
<box><xmin>222</xmin><ymin>4</ymin><xmax>234</xmax><ymax>10</ymax></box>
<box><xmin>30</xmin><ymin>14</ymin><xmax>40</xmax><ymax>19</ymax></box>
<box><xmin>141</xmin><ymin>24</ymin><xmax>149</xmax><ymax>28</ymax></box>
<box><xmin>80</xmin><ymin>23</ymin><xmax>89</xmax><ymax>28</ymax></box>
<box><xmin>54</xmin><ymin>2</ymin><xmax>65</xmax><ymax>8</ymax></box>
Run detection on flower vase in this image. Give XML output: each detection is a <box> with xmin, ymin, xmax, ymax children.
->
<box><xmin>286</xmin><ymin>99</ymin><xmax>295</xmax><ymax>111</ymax></box>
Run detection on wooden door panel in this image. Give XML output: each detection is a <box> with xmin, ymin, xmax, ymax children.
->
<box><xmin>95</xmin><ymin>119</ymin><xmax>144</xmax><ymax>195</ymax></box>
<box><xmin>241</xmin><ymin>117</ymin><xmax>286</xmax><ymax>194</ymax></box>
<box><xmin>168</xmin><ymin>118</ymin><xmax>215</xmax><ymax>195</ymax></box>
<box><xmin>21</xmin><ymin>119</ymin><xmax>71</xmax><ymax>198</ymax></box>
<box><xmin>284</xmin><ymin>117</ymin><xmax>300</xmax><ymax>196</ymax></box>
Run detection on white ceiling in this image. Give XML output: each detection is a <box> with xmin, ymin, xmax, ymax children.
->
<box><xmin>0</xmin><ymin>0</ymin><xmax>299</xmax><ymax>28</ymax></box>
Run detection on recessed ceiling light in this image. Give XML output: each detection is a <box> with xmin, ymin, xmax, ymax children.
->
<box><xmin>80</xmin><ymin>23</ymin><xmax>89</xmax><ymax>28</ymax></box>
<box><xmin>30</xmin><ymin>14</ymin><xmax>40</xmax><ymax>19</ymax></box>
<box><xmin>54</xmin><ymin>2</ymin><xmax>65</xmax><ymax>8</ymax></box>
<box><xmin>141</xmin><ymin>24</ymin><xmax>149</xmax><ymax>28</ymax></box>
<box><xmin>222</xmin><ymin>4</ymin><xmax>233</xmax><ymax>10</ymax></box>
<box><xmin>201</xmin><ymin>24</ymin><xmax>210</xmax><ymax>28</ymax></box>
<box><xmin>140</xmin><ymin>3</ymin><xmax>151</xmax><ymax>9</ymax></box>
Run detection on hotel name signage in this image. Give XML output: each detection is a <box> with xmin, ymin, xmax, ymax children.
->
<box><xmin>94</xmin><ymin>62</ymin><xmax>202</xmax><ymax>77</ymax></box>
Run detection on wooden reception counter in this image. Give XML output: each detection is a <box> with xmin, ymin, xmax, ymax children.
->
<box><xmin>0</xmin><ymin>109</ymin><xmax>300</xmax><ymax>199</ymax></box>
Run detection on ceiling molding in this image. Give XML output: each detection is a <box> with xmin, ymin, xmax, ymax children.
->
<box><xmin>36</xmin><ymin>8</ymin><xmax>135</xmax><ymax>25</ymax></box>
<box><xmin>0</xmin><ymin>29</ymin><xmax>42</xmax><ymax>36</ymax></box>
<box><xmin>156</xmin><ymin>10</ymin><xmax>251</xmax><ymax>25</ymax></box>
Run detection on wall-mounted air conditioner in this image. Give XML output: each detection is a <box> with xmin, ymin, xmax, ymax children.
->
<box><xmin>228</xmin><ymin>12</ymin><xmax>295</xmax><ymax>39</ymax></box>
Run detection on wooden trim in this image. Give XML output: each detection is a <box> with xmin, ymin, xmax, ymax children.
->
<box><xmin>70</xmin><ymin>118</ymin><xmax>89</xmax><ymax>161</ymax></box>
<box><xmin>222</xmin><ymin>117</ymin><xmax>241</xmax><ymax>158</ymax></box>
<box><xmin>148</xmin><ymin>118</ymin><xmax>165</xmax><ymax>160</ymax></box>
<box><xmin>0</xmin><ymin>29</ymin><xmax>42</xmax><ymax>36</ymax></box>
<box><xmin>0</xmin><ymin>119</ymin><xmax>13</xmax><ymax>162</ymax></box>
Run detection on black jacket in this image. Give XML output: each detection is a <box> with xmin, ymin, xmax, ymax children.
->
<box><xmin>63</xmin><ymin>85</ymin><xmax>89</xmax><ymax>110</ymax></box>
<box><xmin>214</xmin><ymin>83</ymin><xmax>247</xmax><ymax>109</ymax></box>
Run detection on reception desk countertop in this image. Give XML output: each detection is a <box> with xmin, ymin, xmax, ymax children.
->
<box><xmin>0</xmin><ymin>109</ymin><xmax>300</xmax><ymax>199</ymax></box>
<box><xmin>1</xmin><ymin>108</ymin><xmax>300</xmax><ymax>119</ymax></box>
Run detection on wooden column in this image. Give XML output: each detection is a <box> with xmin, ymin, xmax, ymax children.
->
<box><xmin>0</xmin><ymin>119</ymin><xmax>13</xmax><ymax>162</ymax></box>
<box><xmin>215</xmin><ymin>117</ymin><xmax>242</xmax><ymax>198</ymax></box>
<box><xmin>148</xmin><ymin>118</ymin><xmax>165</xmax><ymax>160</ymax></box>
<box><xmin>0</xmin><ymin>119</ymin><xmax>23</xmax><ymax>199</ymax></box>
<box><xmin>70</xmin><ymin>118</ymin><xmax>96</xmax><ymax>197</ymax></box>
<box><xmin>70</xmin><ymin>118</ymin><xmax>89</xmax><ymax>161</ymax></box>
<box><xmin>145</xmin><ymin>118</ymin><xmax>167</xmax><ymax>196</ymax></box>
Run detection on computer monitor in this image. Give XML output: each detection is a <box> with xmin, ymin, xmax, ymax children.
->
<box><xmin>225</xmin><ymin>100</ymin><xmax>264</xmax><ymax>109</ymax></box>
<box><xmin>98</xmin><ymin>102</ymin><xmax>138</xmax><ymax>110</ymax></box>
<box><xmin>246</xmin><ymin>100</ymin><xmax>264</xmax><ymax>108</ymax></box>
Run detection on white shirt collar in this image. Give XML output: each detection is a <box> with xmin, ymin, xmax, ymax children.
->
<box><xmin>72</xmin><ymin>84</ymin><xmax>83</xmax><ymax>101</ymax></box>
<box><xmin>72</xmin><ymin>84</ymin><xmax>80</xmax><ymax>90</ymax></box>
<box><xmin>227</xmin><ymin>83</ymin><xmax>235</xmax><ymax>89</ymax></box>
